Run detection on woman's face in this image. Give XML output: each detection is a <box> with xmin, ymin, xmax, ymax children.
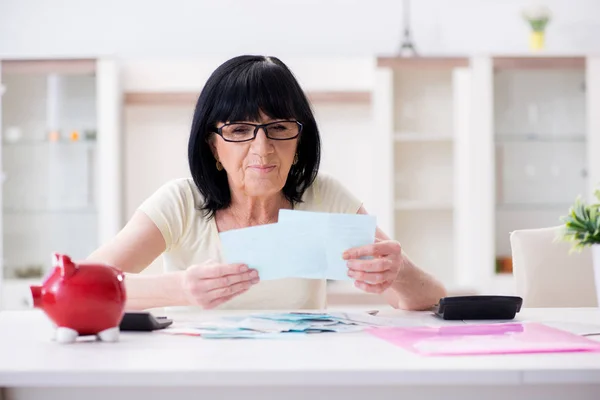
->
<box><xmin>210</xmin><ymin>111</ymin><xmax>299</xmax><ymax>199</ymax></box>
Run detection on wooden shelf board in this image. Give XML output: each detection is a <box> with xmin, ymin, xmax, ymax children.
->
<box><xmin>493</xmin><ymin>56</ymin><xmax>585</xmax><ymax>70</ymax></box>
<box><xmin>306</xmin><ymin>91</ymin><xmax>371</xmax><ymax>103</ymax></box>
<box><xmin>496</xmin><ymin>203</ymin><xmax>573</xmax><ymax>211</ymax></box>
<box><xmin>377</xmin><ymin>56</ymin><xmax>469</xmax><ymax>69</ymax></box>
<box><xmin>124</xmin><ymin>90</ymin><xmax>372</xmax><ymax>106</ymax></box>
<box><xmin>124</xmin><ymin>92</ymin><xmax>198</xmax><ymax>106</ymax></box>
<box><xmin>1</xmin><ymin>59</ymin><xmax>96</xmax><ymax>75</ymax></box>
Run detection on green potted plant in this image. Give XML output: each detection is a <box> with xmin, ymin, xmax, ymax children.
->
<box><xmin>560</xmin><ymin>189</ymin><xmax>600</xmax><ymax>303</ymax></box>
<box><xmin>522</xmin><ymin>4</ymin><xmax>551</xmax><ymax>51</ymax></box>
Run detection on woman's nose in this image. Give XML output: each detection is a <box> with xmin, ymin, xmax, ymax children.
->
<box><xmin>251</xmin><ymin>128</ymin><xmax>274</xmax><ymax>153</ymax></box>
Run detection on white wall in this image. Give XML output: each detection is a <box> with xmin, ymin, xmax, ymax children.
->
<box><xmin>1</xmin><ymin>0</ymin><xmax>600</xmax><ymax>59</ymax></box>
<box><xmin>123</xmin><ymin>104</ymin><xmax>192</xmax><ymax>274</ymax></box>
<box><xmin>124</xmin><ymin>105</ymin><xmax>192</xmax><ymax>219</ymax></box>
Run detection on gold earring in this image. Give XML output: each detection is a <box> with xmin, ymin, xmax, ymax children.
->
<box><xmin>293</xmin><ymin>153</ymin><xmax>298</xmax><ymax>165</ymax></box>
<box><xmin>216</xmin><ymin>160</ymin><xmax>223</xmax><ymax>171</ymax></box>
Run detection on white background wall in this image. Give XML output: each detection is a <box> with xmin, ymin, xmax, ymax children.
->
<box><xmin>2</xmin><ymin>0</ymin><xmax>600</xmax><ymax>59</ymax></box>
<box><xmin>2</xmin><ymin>0</ymin><xmax>599</xmax><ymax>282</ymax></box>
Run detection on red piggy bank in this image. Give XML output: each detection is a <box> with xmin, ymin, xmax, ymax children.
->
<box><xmin>30</xmin><ymin>253</ymin><xmax>127</xmax><ymax>343</ymax></box>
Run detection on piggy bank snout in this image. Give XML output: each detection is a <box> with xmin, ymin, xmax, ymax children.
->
<box><xmin>30</xmin><ymin>285</ymin><xmax>42</xmax><ymax>308</ymax></box>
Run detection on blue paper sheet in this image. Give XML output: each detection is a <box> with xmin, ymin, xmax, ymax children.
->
<box><xmin>279</xmin><ymin>210</ymin><xmax>377</xmax><ymax>280</ymax></box>
<box><xmin>219</xmin><ymin>222</ymin><xmax>326</xmax><ymax>280</ymax></box>
<box><xmin>219</xmin><ymin>210</ymin><xmax>376</xmax><ymax>280</ymax></box>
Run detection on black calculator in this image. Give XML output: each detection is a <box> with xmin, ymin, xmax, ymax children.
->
<box><xmin>119</xmin><ymin>311</ymin><xmax>173</xmax><ymax>331</ymax></box>
<box><xmin>433</xmin><ymin>295</ymin><xmax>523</xmax><ymax>320</ymax></box>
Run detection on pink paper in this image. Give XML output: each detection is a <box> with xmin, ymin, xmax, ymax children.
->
<box><xmin>367</xmin><ymin>322</ymin><xmax>600</xmax><ymax>356</ymax></box>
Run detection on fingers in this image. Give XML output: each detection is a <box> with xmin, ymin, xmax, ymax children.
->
<box><xmin>208</xmin><ymin>287</ymin><xmax>251</xmax><ymax>309</ymax></box>
<box><xmin>347</xmin><ymin>268</ymin><xmax>397</xmax><ymax>284</ymax></box>
<box><xmin>200</xmin><ymin>269</ymin><xmax>259</xmax><ymax>291</ymax></box>
<box><xmin>183</xmin><ymin>262</ymin><xmax>261</xmax><ymax>309</ymax></box>
<box><xmin>343</xmin><ymin>241</ymin><xmax>401</xmax><ymax>260</ymax></box>
<box><xmin>354</xmin><ymin>280</ymin><xmax>393</xmax><ymax>294</ymax></box>
<box><xmin>205</xmin><ymin>279</ymin><xmax>258</xmax><ymax>308</ymax></box>
<box><xmin>184</xmin><ymin>275</ymin><xmax>258</xmax><ymax>309</ymax></box>
<box><xmin>348</xmin><ymin>255</ymin><xmax>398</xmax><ymax>294</ymax></box>
<box><xmin>191</xmin><ymin>262</ymin><xmax>249</xmax><ymax>279</ymax></box>
<box><xmin>208</xmin><ymin>279</ymin><xmax>259</xmax><ymax>302</ymax></box>
<box><xmin>347</xmin><ymin>258</ymin><xmax>392</xmax><ymax>272</ymax></box>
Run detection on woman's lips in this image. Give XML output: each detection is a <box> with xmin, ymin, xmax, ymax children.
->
<box><xmin>248</xmin><ymin>165</ymin><xmax>276</xmax><ymax>173</ymax></box>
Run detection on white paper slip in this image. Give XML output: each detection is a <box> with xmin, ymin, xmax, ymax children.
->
<box><xmin>219</xmin><ymin>222</ymin><xmax>325</xmax><ymax>280</ymax></box>
<box><xmin>219</xmin><ymin>210</ymin><xmax>376</xmax><ymax>280</ymax></box>
<box><xmin>278</xmin><ymin>209</ymin><xmax>377</xmax><ymax>280</ymax></box>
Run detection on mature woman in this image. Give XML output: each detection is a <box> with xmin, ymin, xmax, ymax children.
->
<box><xmin>88</xmin><ymin>55</ymin><xmax>446</xmax><ymax>311</ymax></box>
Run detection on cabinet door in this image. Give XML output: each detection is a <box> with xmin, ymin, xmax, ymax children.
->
<box><xmin>0</xmin><ymin>60</ymin><xmax>4</xmax><ymax>298</ymax></box>
<box><xmin>1</xmin><ymin>60</ymin><xmax>99</xmax><ymax>283</ymax></box>
<box><xmin>493</xmin><ymin>58</ymin><xmax>587</xmax><ymax>273</ymax></box>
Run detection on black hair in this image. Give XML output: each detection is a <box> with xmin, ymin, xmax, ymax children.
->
<box><xmin>188</xmin><ymin>55</ymin><xmax>321</xmax><ymax>217</ymax></box>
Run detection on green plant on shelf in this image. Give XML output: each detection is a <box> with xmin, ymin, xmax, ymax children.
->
<box><xmin>559</xmin><ymin>188</ymin><xmax>600</xmax><ymax>251</ymax></box>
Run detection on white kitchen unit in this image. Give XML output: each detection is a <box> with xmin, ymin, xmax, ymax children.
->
<box><xmin>0</xmin><ymin>58</ymin><xmax>122</xmax><ymax>310</ymax></box>
<box><xmin>468</xmin><ymin>56</ymin><xmax>600</xmax><ymax>295</ymax></box>
<box><xmin>372</xmin><ymin>56</ymin><xmax>473</xmax><ymax>290</ymax></box>
<box><xmin>373</xmin><ymin>55</ymin><xmax>600</xmax><ymax>296</ymax></box>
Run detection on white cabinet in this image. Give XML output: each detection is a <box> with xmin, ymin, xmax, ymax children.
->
<box><xmin>373</xmin><ymin>57</ymin><xmax>472</xmax><ymax>287</ymax></box>
<box><xmin>467</xmin><ymin>56</ymin><xmax>600</xmax><ymax>293</ymax></box>
<box><xmin>373</xmin><ymin>55</ymin><xmax>600</xmax><ymax>295</ymax></box>
<box><xmin>0</xmin><ymin>59</ymin><xmax>122</xmax><ymax>310</ymax></box>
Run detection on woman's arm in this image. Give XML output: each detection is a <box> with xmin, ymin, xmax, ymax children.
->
<box><xmin>86</xmin><ymin>211</ymin><xmax>188</xmax><ymax>310</ymax></box>
<box><xmin>355</xmin><ymin>206</ymin><xmax>447</xmax><ymax>311</ymax></box>
<box><xmin>87</xmin><ymin>210</ymin><xmax>258</xmax><ymax>311</ymax></box>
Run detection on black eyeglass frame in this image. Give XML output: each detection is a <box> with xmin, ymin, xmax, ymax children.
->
<box><xmin>212</xmin><ymin>120</ymin><xmax>303</xmax><ymax>143</ymax></box>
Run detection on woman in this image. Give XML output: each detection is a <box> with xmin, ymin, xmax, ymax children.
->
<box><xmin>87</xmin><ymin>55</ymin><xmax>446</xmax><ymax>311</ymax></box>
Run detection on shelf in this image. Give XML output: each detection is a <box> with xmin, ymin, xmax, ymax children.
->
<box><xmin>306</xmin><ymin>91</ymin><xmax>371</xmax><ymax>104</ymax></box>
<box><xmin>495</xmin><ymin>134</ymin><xmax>585</xmax><ymax>143</ymax></box>
<box><xmin>394</xmin><ymin>132</ymin><xmax>453</xmax><ymax>142</ymax></box>
<box><xmin>2</xmin><ymin>140</ymin><xmax>96</xmax><ymax>147</ymax></box>
<box><xmin>377</xmin><ymin>56</ymin><xmax>469</xmax><ymax>69</ymax></box>
<box><xmin>125</xmin><ymin>90</ymin><xmax>372</xmax><ymax>106</ymax></box>
<box><xmin>395</xmin><ymin>200</ymin><xmax>453</xmax><ymax>211</ymax></box>
<box><xmin>1</xmin><ymin>59</ymin><xmax>96</xmax><ymax>75</ymax></box>
<box><xmin>496</xmin><ymin>203</ymin><xmax>572</xmax><ymax>211</ymax></box>
<box><xmin>3</xmin><ymin>208</ymin><xmax>97</xmax><ymax>215</ymax></box>
<box><xmin>124</xmin><ymin>92</ymin><xmax>198</xmax><ymax>106</ymax></box>
<box><xmin>493</xmin><ymin>56</ymin><xmax>585</xmax><ymax>70</ymax></box>
<box><xmin>1</xmin><ymin>277</ymin><xmax>44</xmax><ymax>284</ymax></box>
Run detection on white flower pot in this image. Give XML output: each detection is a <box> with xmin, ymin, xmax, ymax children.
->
<box><xmin>593</xmin><ymin>245</ymin><xmax>600</xmax><ymax>307</ymax></box>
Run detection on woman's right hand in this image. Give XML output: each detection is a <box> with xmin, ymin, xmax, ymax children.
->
<box><xmin>180</xmin><ymin>261</ymin><xmax>260</xmax><ymax>309</ymax></box>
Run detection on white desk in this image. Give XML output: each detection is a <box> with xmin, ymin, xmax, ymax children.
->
<box><xmin>1</xmin><ymin>308</ymin><xmax>600</xmax><ymax>400</ymax></box>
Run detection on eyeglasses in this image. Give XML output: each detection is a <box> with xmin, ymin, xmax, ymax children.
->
<box><xmin>212</xmin><ymin>120</ymin><xmax>303</xmax><ymax>143</ymax></box>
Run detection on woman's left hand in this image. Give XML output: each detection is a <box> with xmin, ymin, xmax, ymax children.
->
<box><xmin>342</xmin><ymin>240</ymin><xmax>403</xmax><ymax>294</ymax></box>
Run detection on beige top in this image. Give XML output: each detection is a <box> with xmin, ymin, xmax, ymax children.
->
<box><xmin>138</xmin><ymin>173</ymin><xmax>362</xmax><ymax>310</ymax></box>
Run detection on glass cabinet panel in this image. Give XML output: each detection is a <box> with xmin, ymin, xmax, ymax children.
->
<box><xmin>1</xmin><ymin>62</ymin><xmax>98</xmax><ymax>281</ymax></box>
<box><xmin>493</xmin><ymin>59</ymin><xmax>587</xmax><ymax>275</ymax></box>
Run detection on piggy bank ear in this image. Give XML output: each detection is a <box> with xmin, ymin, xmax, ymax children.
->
<box><xmin>53</xmin><ymin>253</ymin><xmax>76</xmax><ymax>278</ymax></box>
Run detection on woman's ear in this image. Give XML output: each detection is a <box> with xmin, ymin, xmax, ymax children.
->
<box><xmin>207</xmin><ymin>134</ymin><xmax>218</xmax><ymax>160</ymax></box>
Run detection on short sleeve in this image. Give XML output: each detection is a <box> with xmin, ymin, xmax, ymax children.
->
<box><xmin>137</xmin><ymin>179</ymin><xmax>195</xmax><ymax>251</ymax></box>
<box><xmin>306</xmin><ymin>173</ymin><xmax>363</xmax><ymax>214</ymax></box>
